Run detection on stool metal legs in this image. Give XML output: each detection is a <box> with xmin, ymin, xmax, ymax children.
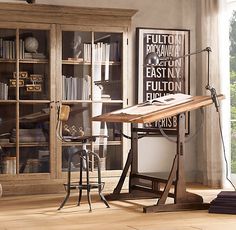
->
<box><xmin>58</xmin><ymin>147</ymin><xmax>109</xmax><ymax>211</ymax></box>
<box><xmin>58</xmin><ymin>151</ymin><xmax>75</xmax><ymax>210</ymax></box>
<box><xmin>90</xmin><ymin>151</ymin><xmax>110</xmax><ymax>208</ymax></box>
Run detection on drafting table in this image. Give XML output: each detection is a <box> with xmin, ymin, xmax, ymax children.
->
<box><xmin>92</xmin><ymin>95</ymin><xmax>224</xmax><ymax>213</ymax></box>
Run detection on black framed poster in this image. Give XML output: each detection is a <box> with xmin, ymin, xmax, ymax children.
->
<box><xmin>136</xmin><ymin>27</ymin><xmax>190</xmax><ymax>134</ymax></box>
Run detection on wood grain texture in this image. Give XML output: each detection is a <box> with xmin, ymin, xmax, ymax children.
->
<box><xmin>0</xmin><ymin>3</ymin><xmax>137</xmax><ymax>26</ymax></box>
<box><xmin>93</xmin><ymin>95</ymin><xmax>225</xmax><ymax>123</ymax></box>
<box><xmin>1</xmin><ymin>188</ymin><xmax>236</xmax><ymax>230</ymax></box>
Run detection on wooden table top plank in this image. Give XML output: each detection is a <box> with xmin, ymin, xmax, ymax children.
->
<box><xmin>92</xmin><ymin>95</ymin><xmax>224</xmax><ymax>124</ymax></box>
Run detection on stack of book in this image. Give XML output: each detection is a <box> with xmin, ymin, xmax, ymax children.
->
<box><xmin>209</xmin><ymin>191</ymin><xmax>236</xmax><ymax>214</ymax></box>
<box><xmin>62</xmin><ymin>75</ymin><xmax>91</xmax><ymax>100</ymax></box>
<box><xmin>0</xmin><ymin>82</ymin><xmax>8</xmax><ymax>100</ymax></box>
<box><xmin>10</xmin><ymin>129</ymin><xmax>46</xmax><ymax>143</ymax></box>
<box><xmin>0</xmin><ymin>38</ymin><xmax>16</xmax><ymax>59</ymax></box>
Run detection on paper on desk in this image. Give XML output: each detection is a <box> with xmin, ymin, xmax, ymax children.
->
<box><xmin>111</xmin><ymin>94</ymin><xmax>193</xmax><ymax>115</ymax></box>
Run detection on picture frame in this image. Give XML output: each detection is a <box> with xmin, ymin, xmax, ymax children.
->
<box><xmin>136</xmin><ymin>27</ymin><xmax>190</xmax><ymax>134</ymax></box>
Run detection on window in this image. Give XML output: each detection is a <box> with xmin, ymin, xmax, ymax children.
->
<box><xmin>229</xmin><ymin>6</ymin><xmax>236</xmax><ymax>182</ymax></box>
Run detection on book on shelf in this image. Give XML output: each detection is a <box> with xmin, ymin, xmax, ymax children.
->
<box><xmin>62</xmin><ymin>75</ymin><xmax>91</xmax><ymax>100</ymax></box>
<box><xmin>19</xmin><ymin>39</ymin><xmax>25</xmax><ymax>59</ymax></box>
<box><xmin>0</xmin><ymin>82</ymin><xmax>8</xmax><ymax>100</ymax></box>
<box><xmin>83</xmin><ymin>43</ymin><xmax>91</xmax><ymax>62</ymax></box>
<box><xmin>0</xmin><ymin>38</ymin><xmax>16</xmax><ymax>60</ymax></box>
<box><xmin>10</xmin><ymin>128</ymin><xmax>47</xmax><ymax>143</ymax></box>
<box><xmin>24</xmin><ymin>52</ymin><xmax>46</xmax><ymax>59</ymax></box>
<box><xmin>104</xmin><ymin>43</ymin><xmax>110</xmax><ymax>80</ymax></box>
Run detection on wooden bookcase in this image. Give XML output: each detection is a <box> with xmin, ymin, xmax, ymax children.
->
<box><xmin>0</xmin><ymin>3</ymin><xmax>136</xmax><ymax>195</ymax></box>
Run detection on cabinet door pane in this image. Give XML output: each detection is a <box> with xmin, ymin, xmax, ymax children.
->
<box><xmin>0</xmin><ymin>29</ymin><xmax>16</xmax><ymax>100</ymax></box>
<box><xmin>61</xmin><ymin>103</ymin><xmax>92</xmax><ymax>171</ymax></box>
<box><xmin>19</xmin><ymin>29</ymin><xmax>50</xmax><ymax>100</ymax></box>
<box><xmin>62</xmin><ymin>31</ymin><xmax>92</xmax><ymax>100</ymax></box>
<box><xmin>92</xmin><ymin>103</ymin><xmax>123</xmax><ymax>170</ymax></box>
<box><xmin>18</xmin><ymin>103</ymin><xmax>50</xmax><ymax>173</ymax></box>
<box><xmin>0</xmin><ymin>103</ymin><xmax>16</xmax><ymax>174</ymax></box>
<box><xmin>93</xmin><ymin>32</ymin><xmax>122</xmax><ymax>101</ymax></box>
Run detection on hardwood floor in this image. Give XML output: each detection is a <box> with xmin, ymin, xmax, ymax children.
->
<box><xmin>0</xmin><ymin>186</ymin><xmax>236</xmax><ymax>230</ymax></box>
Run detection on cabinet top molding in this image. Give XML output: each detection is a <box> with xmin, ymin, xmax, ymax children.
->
<box><xmin>0</xmin><ymin>3</ymin><xmax>137</xmax><ymax>26</ymax></box>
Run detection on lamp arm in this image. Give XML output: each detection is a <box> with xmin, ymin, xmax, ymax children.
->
<box><xmin>161</xmin><ymin>47</ymin><xmax>219</xmax><ymax>111</ymax></box>
<box><xmin>170</xmin><ymin>47</ymin><xmax>211</xmax><ymax>60</ymax></box>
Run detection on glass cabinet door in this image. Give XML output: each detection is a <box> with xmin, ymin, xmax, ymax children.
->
<box><xmin>60</xmin><ymin>29</ymin><xmax>124</xmax><ymax>172</ymax></box>
<box><xmin>92</xmin><ymin>32</ymin><xmax>123</xmax><ymax>171</ymax></box>
<box><xmin>0</xmin><ymin>26</ymin><xmax>52</xmax><ymax>175</ymax></box>
<box><xmin>18</xmin><ymin>29</ymin><xmax>51</xmax><ymax>173</ymax></box>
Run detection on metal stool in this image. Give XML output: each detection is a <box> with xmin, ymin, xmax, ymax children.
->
<box><xmin>58</xmin><ymin>135</ymin><xmax>110</xmax><ymax>211</ymax></box>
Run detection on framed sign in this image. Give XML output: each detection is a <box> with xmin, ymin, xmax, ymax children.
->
<box><xmin>136</xmin><ymin>27</ymin><xmax>190</xmax><ymax>134</ymax></box>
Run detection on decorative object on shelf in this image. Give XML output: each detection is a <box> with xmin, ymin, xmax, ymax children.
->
<box><xmin>78</xmin><ymin>127</ymin><xmax>84</xmax><ymax>136</ymax></box>
<box><xmin>9</xmin><ymin>79</ymin><xmax>24</xmax><ymax>87</ymax></box>
<box><xmin>63</xmin><ymin>124</ymin><xmax>77</xmax><ymax>137</ymax></box>
<box><xmin>136</xmin><ymin>27</ymin><xmax>190</xmax><ymax>134</ymax></box>
<box><xmin>26</xmin><ymin>84</ymin><xmax>41</xmax><ymax>92</ymax></box>
<box><xmin>26</xmin><ymin>74</ymin><xmax>43</xmax><ymax>92</ymax></box>
<box><xmin>13</xmin><ymin>71</ymin><xmax>28</xmax><ymax>79</ymax></box>
<box><xmin>29</xmin><ymin>74</ymin><xmax>43</xmax><ymax>83</ymax></box>
<box><xmin>70</xmin><ymin>34</ymin><xmax>82</xmax><ymax>59</ymax></box>
<box><xmin>24</xmin><ymin>36</ymin><xmax>39</xmax><ymax>53</ymax></box>
<box><xmin>63</xmin><ymin>124</ymin><xmax>84</xmax><ymax>137</ymax></box>
<box><xmin>29</xmin><ymin>74</ymin><xmax>43</xmax><ymax>86</ymax></box>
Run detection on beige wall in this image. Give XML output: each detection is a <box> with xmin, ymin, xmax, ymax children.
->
<box><xmin>4</xmin><ymin>0</ymin><xmax>198</xmax><ymax>179</ymax></box>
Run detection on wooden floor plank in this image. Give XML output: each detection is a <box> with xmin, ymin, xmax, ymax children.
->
<box><xmin>0</xmin><ymin>187</ymin><xmax>236</xmax><ymax>230</ymax></box>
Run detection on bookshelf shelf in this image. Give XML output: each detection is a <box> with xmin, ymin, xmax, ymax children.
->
<box><xmin>19</xmin><ymin>59</ymin><xmax>48</xmax><ymax>64</ymax></box>
<box><xmin>94</xmin><ymin>80</ymin><xmax>121</xmax><ymax>85</ymax></box>
<box><xmin>62</xmin><ymin>60</ymin><xmax>120</xmax><ymax>66</ymax></box>
<box><xmin>62</xmin><ymin>100</ymin><xmax>92</xmax><ymax>104</ymax></box>
<box><xmin>0</xmin><ymin>142</ymin><xmax>16</xmax><ymax>148</ymax></box>
<box><xmin>0</xmin><ymin>100</ymin><xmax>17</xmax><ymax>103</ymax></box>
<box><xmin>0</xmin><ymin>59</ymin><xmax>16</xmax><ymax>63</ymax></box>
<box><xmin>62</xmin><ymin>60</ymin><xmax>91</xmax><ymax>65</ymax></box>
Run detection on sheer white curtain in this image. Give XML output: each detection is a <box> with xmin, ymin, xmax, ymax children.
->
<box><xmin>196</xmin><ymin>0</ymin><xmax>230</xmax><ymax>188</ymax></box>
